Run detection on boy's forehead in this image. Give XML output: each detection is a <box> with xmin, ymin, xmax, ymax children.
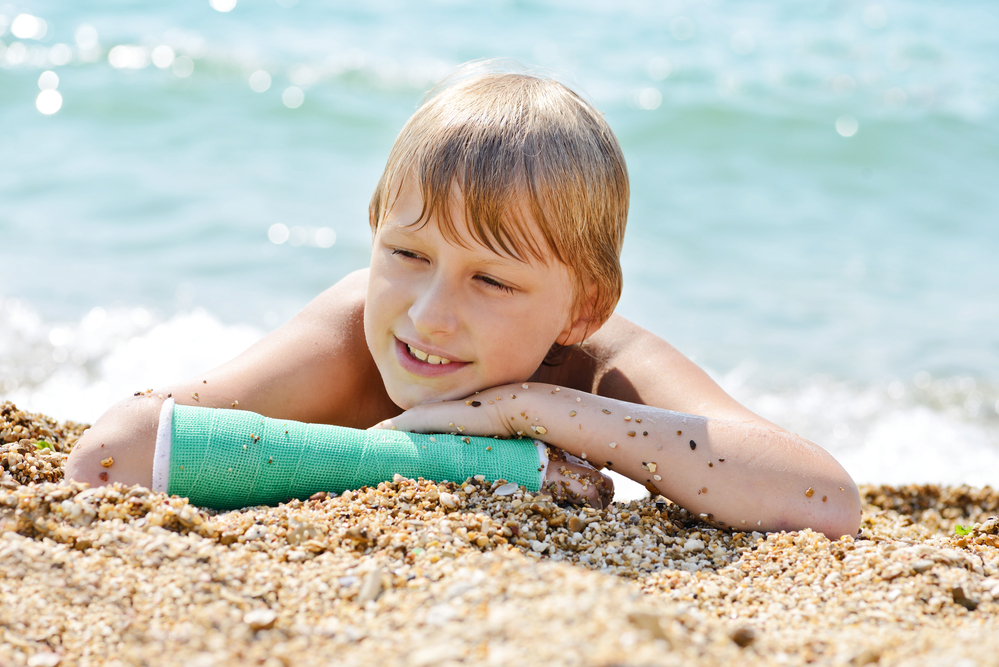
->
<box><xmin>383</xmin><ymin>176</ymin><xmax>555</xmax><ymax>266</ymax></box>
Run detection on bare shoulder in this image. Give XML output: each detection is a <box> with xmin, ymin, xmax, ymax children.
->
<box><xmin>164</xmin><ymin>268</ymin><xmax>398</xmax><ymax>427</ymax></box>
<box><xmin>569</xmin><ymin>314</ymin><xmax>779</xmax><ymax>427</ymax></box>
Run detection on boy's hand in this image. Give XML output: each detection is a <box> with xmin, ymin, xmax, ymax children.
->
<box><xmin>369</xmin><ymin>385</ymin><xmax>523</xmax><ymax>438</ymax></box>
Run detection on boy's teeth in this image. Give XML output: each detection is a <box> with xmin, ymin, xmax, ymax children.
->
<box><xmin>407</xmin><ymin>344</ymin><xmax>451</xmax><ymax>365</ymax></box>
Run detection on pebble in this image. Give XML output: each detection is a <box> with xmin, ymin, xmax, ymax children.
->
<box><xmin>1</xmin><ymin>400</ymin><xmax>998</xmax><ymax>667</ymax></box>
<box><xmin>243</xmin><ymin>608</ymin><xmax>278</xmax><ymax>631</ymax></box>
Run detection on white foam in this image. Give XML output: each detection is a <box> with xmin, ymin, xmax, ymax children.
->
<box><xmin>0</xmin><ymin>300</ymin><xmax>262</xmax><ymax>423</ymax></box>
<box><xmin>720</xmin><ymin>367</ymin><xmax>999</xmax><ymax>488</ymax></box>
<box><xmin>836</xmin><ymin>407</ymin><xmax>999</xmax><ymax>487</ymax></box>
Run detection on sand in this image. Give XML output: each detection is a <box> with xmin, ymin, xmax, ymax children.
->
<box><xmin>1</xmin><ymin>400</ymin><xmax>998</xmax><ymax>667</ymax></box>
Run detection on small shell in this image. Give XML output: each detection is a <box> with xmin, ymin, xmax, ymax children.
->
<box><xmin>569</xmin><ymin>410</ymin><xmax>577</xmax><ymax>417</ymax></box>
<box><xmin>653</xmin><ymin>474</ymin><xmax>661</xmax><ymax>481</ymax></box>
<box><xmin>493</xmin><ymin>482</ymin><xmax>518</xmax><ymax>496</ymax></box>
<box><xmin>805</xmin><ymin>487</ymin><xmax>815</xmax><ymax>497</ymax></box>
<box><xmin>100</xmin><ymin>457</ymin><xmax>114</xmax><ymax>468</ymax></box>
<box><xmin>627</xmin><ymin>431</ymin><xmax>636</xmax><ymax>437</ymax></box>
<box><xmin>608</xmin><ymin>442</ymin><xmax>617</xmax><ymax>449</ymax></box>
<box><xmin>602</xmin><ymin>409</ymin><xmax>611</xmax><ymax>414</ymax></box>
<box><xmin>535</xmin><ymin>426</ymin><xmax>548</xmax><ymax>435</ymax></box>
<box><xmin>522</xmin><ymin>383</ymin><xmax>529</xmax><ymax>389</ymax></box>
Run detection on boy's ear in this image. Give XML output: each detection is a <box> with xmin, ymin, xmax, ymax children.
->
<box><xmin>557</xmin><ymin>282</ymin><xmax>605</xmax><ymax>347</ymax></box>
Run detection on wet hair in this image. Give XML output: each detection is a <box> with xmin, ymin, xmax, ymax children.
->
<box><xmin>369</xmin><ymin>61</ymin><xmax>629</xmax><ymax>327</ymax></box>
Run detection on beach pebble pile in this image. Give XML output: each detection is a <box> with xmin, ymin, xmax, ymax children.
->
<box><xmin>1</xmin><ymin>400</ymin><xmax>998</xmax><ymax>666</ymax></box>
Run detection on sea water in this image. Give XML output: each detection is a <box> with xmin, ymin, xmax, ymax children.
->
<box><xmin>2</xmin><ymin>0</ymin><xmax>998</xmax><ymax>491</ymax></box>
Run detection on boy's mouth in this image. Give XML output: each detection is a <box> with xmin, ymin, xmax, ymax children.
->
<box><xmin>406</xmin><ymin>343</ymin><xmax>452</xmax><ymax>365</ymax></box>
<box><xmin>394</xmin><ymin>338</ymin><xmax>467</xmax><ymax>378</ymax></box>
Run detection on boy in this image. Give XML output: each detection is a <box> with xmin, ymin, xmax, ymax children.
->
<box><xmin>66</xmin><ymin>66</ymin><xmax>861</xmax><ymax>537</ymax></box>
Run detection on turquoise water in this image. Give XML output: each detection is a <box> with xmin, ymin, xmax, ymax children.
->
<box><xmin>2</xmin><ymin>0</ymin><xmax>998</xmax><ymax>485</ymax></box>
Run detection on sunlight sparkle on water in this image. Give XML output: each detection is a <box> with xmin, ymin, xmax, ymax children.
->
<box><xmin>647</xmin><ymin>57</ymin><xmax>671</xmax><ymax>81</ymax></box>
<box><xmin>37</xmin><ymin>70</ymin><xmax>58</xmax><ymax>90</ymax></box>
<box><xmin>11</xmin><ymin>14</ymin><xmax>46</xmax><ymax>40</ymax></box>
<box><xmin>74</xmin><ymin>24</ymin><xmax>98</xmax><ymax>49</ymax></box>
<box><xmin>151</xmin><ymin>45</ymin><xmax>175</xmax><ymax>68</ymax></box>
<box><xmin>249</xmin><ymin>70</ymin><xmax>271</xmax><ymax>92</ymax></box>
<box><xmin>282</xmin><ymin>86</ymin><xmax>304</xmax><ymax>109</ymax></box>
<box><xmin>315</xmin><ymin>228</ymin><xmax>336</xmax><ymax>248</ymax></box>
<box><xmin>289</xmin><ymin>65</ymin><xmax>318</xmax><ymax>88</ymax></box>
<box><xmin>48</xmin><ymin>44</ymin><xmax>71</xmax><ymax>66</ymax></box>
<box><xmin>836</xmin><ymin>115</ymin><xmax>858</xmax><ymax>137</ymax></box>
<box><xmin>268</xmin><ymin>225</ymin><xmax>335</xmax><ymax>248</ymax></box>
<box><xmin>35</xmin><ymin>89</ymin><xmax>62</xmax><ymax>115</ymax></box>
<box><xmin>209</xmin><ymin>0</ymin><xmax>238</xmax><ymax>12</ymax></box>
<box><xmin>637</xmin><ymin>88</ymin><xmax>662</xmax><ymax>110</ymax></box>
<box><xmin>267</xmin><ymin>223</ymin><xmax>290</xmax><ymax>245</ymax></box>
<box><xmin>109</xmin><ymin>45</ymin><xmax>149</xmax><ymax>69</ymax></box>
<box><xmin>3</xmin><ymin>42</ymin><xmax>26</xmax><ymax>65</ymax></box>
<box><xmin>172</xmin><ymin>56</ymin><xmax>194</xmax><ymax>78</ymax></box>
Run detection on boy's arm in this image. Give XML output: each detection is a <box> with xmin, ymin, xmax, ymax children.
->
<box><xmin>373</xmin><ymin>317</ymin><xmax>862</xmax><ymax>538</ymax></box>
<box><xmin>66</xmin><ymin>269</ymin><xmax>399</xmax><ymax>488</ymax></box>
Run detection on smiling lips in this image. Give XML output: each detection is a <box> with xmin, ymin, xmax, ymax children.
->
<box><xmin>395</xmin><ymin>338</ymin><xmax>466</xmax><ymax>378</ymax></box>
<box><xmin>406</xmin><ymin>343</ymin><xmax>452</xmax><ymax>365</ymax></box>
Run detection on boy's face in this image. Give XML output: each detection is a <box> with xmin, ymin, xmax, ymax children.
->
<box><xmin>365</xmin><ymin>179</ymin><xmax>583</xmax><ymax>410</ymax></box>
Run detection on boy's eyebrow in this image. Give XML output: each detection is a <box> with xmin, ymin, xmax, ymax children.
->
<box><xmin>382</xmin><ymin>223</ymin><xmax>535</xmax><ymax>268</ymax></box>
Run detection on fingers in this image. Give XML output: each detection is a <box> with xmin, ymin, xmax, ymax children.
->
<box><xmin>369</xmin><ymin>393</ymin><xmax>515</xmax><ymax>437</ymax></box>
<box><xmin>540</xmin><ymin>447</ymin><xmax>614</xmax><ymax>509</ymax></box>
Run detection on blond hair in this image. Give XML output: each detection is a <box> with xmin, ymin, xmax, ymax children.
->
<box><xmin>369</xmin><ymin>64</ymin><xmax>629</xmax><ymax>325</ymax></box>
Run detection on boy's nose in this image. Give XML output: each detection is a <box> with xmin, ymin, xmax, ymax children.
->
<box><xmin>408</xmin><ymin>274</ymin><xmax>460</xmax><ymax>336</ymax></box>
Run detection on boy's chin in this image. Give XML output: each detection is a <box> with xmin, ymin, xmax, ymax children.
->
<box><xmin>387</xmin><ymin>385</ymin><xmax>462</xmax><ymax>411</ymax></box>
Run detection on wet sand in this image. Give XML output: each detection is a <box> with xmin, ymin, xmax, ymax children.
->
<box><xmin>2</xmin><ymin>401</ymin><xmax>998</xmax><ymax>667</ymax></box>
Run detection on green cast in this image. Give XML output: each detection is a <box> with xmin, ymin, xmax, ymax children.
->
<box><xmin>167</xmin><ymin>404</ymin><xmax>543</xmax><ymax>510</ymax></box>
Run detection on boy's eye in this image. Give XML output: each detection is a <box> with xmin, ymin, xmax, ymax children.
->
<box><xmin>392</xmin><ymin>249</ymin><xmax>426</xmax><ymax>262</ymax></box>
<box><xmin>476</xmin><ymin>275</ymin><xmax>515</xmax><ymax>294</ymax></box>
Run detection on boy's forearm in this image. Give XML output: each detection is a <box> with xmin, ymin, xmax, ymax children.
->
<box><xmin>376</xmin><ymin>382</ymin><xmax>862</xmax><ymax>538</ymax></box>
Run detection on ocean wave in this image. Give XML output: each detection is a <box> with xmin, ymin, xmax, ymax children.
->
<box><xmin>718</xmin><ymin>364</ymin><xmax>999</xmax><ymax>487</ymax></box>
<box><xmin>0</xmin><ymin>295</ymin><xmax>261</xmax><ymax>422</ymax></box>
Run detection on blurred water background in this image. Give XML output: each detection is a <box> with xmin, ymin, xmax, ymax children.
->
<box><xmin>2</xmin><ymin>0</ymin><xmax>997</xmax><ymax>489</ymax></box>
